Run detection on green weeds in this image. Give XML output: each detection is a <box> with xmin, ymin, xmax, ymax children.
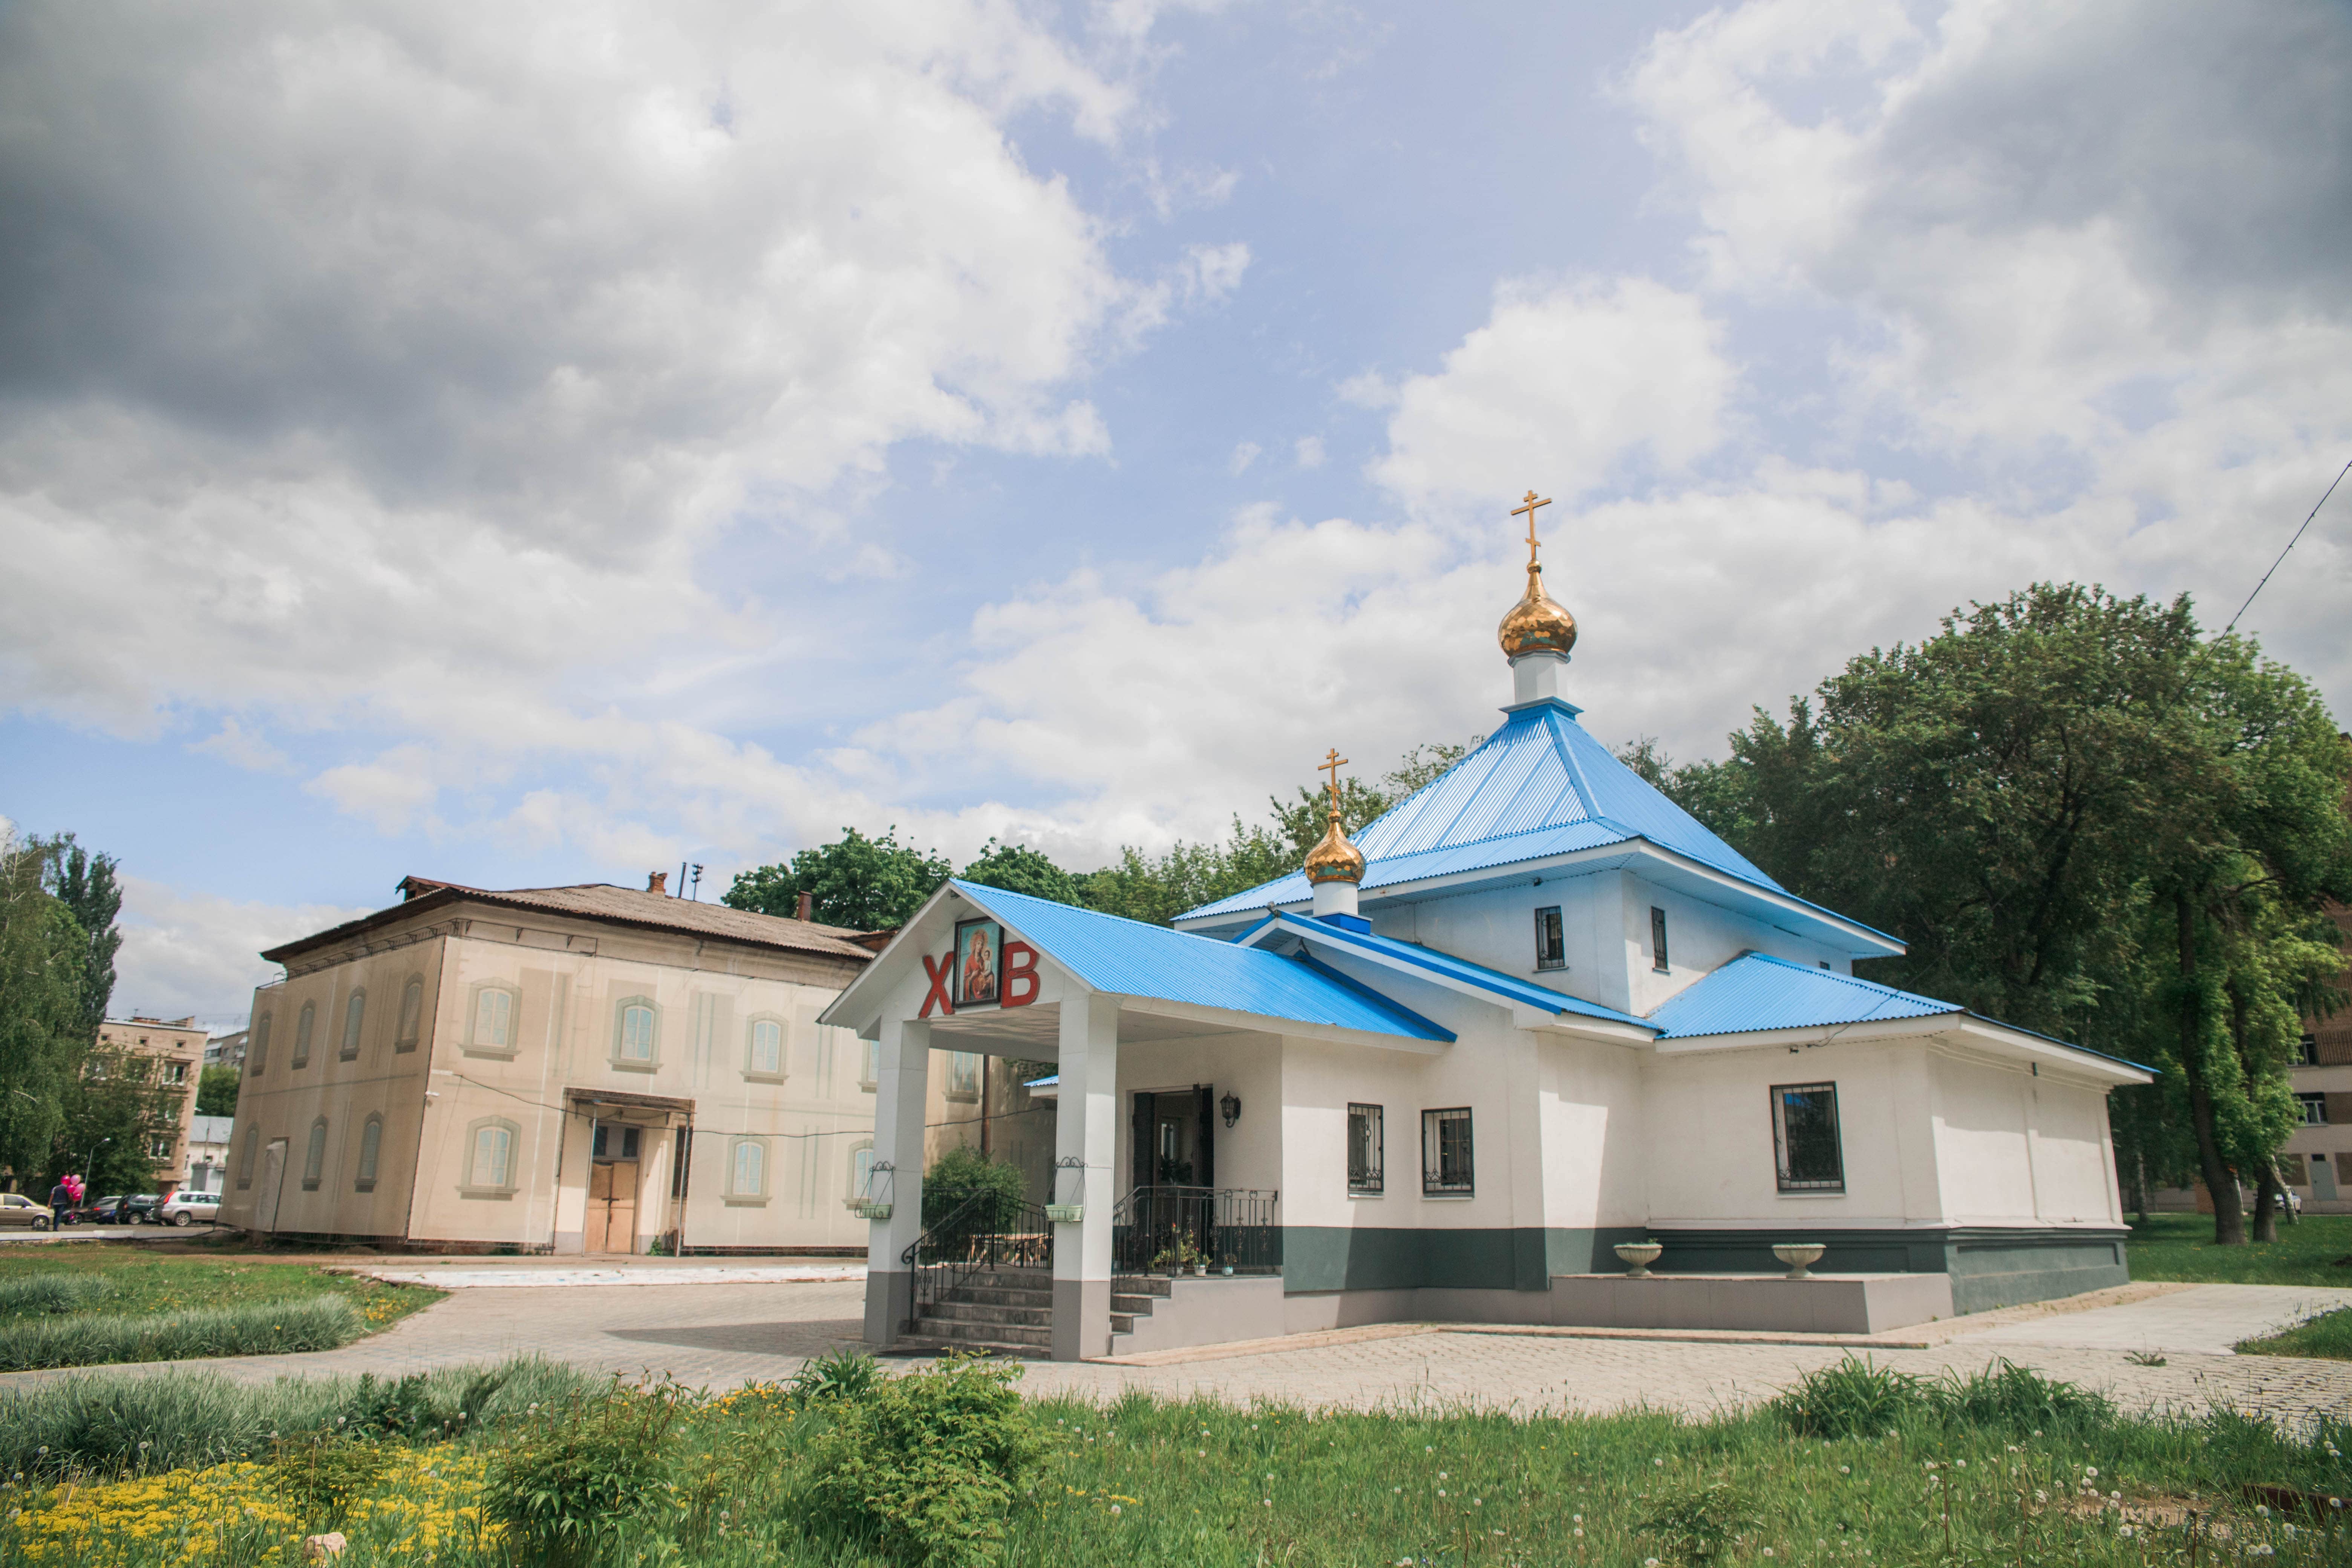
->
<box><xmin>0</xmin><ymin>1293</ymin><xmax>360</xmax><ymax>1372</ymax></box>
<box><xmin>2241</xmin><ymin>1306</ymin><xmax>2352</xmax><ymax>1361</ymax></box>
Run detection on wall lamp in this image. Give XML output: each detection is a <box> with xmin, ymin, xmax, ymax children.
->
<box><xmin>1220</xmin><ymin>1090</ymin><xmax>1242</xmax><ymax>1129</ymax></box>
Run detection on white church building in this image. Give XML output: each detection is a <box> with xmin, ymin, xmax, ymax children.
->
<box><xmin>823</xmin><ymin>510</ymin><xmax>2149</xmax><ymax>1360</ymax></box>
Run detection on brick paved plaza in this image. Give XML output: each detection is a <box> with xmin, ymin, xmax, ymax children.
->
<box><xmin>5</xmin><ymin>1271</ymin><xmax>2351</xmax><ymax>1432</ymax></box>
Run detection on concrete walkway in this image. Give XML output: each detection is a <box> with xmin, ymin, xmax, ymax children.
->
<box><xmin>3</xmin><ymin>1275</ymin><xmax>2347</xmax><ymax>1432</ymax></box>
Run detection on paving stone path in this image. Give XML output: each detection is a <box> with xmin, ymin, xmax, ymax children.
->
<box><xmin>4</xmin><ymin>1277</ymin><xmax>2349</xmax><ymax>1432</ymax></box>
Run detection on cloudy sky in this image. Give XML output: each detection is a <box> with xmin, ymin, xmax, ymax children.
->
<box><xmin>2</xmin><ymin>0</ymin><xmax>2347</xmax><ymax>1028</ymax></box>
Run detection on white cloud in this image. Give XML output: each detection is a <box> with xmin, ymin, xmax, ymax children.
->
<box><xmin>1368</xmin><ymin>276</ymin><xmax>1735</xmax><ymax>516</ymax></box>
<box><xmin>1294</xmin><ymin>436</ymin><xmax>1326</xmax><ymax>470</ymax></box>
<box><xmin>1228</xmin><ymin>441</ymin><xmax>1262</xmax><ymax>476</ymax></box>
<box><xmin>188</xmin><ymin>718</ymin><xmax>291</xmax><ymax>774</ymax></box>
<box><xmin>112</xmin><ymin>877</ymin><xmax>375</xmax><ymax>1026</ymax></box>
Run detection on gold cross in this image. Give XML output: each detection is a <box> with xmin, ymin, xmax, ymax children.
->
<box><xmin>1511</xmin><ymin>490</ymin><xmax>1551</xmax><ymax>567</ymax></box>
<box><xmin>1319</xmin><ymin>747</ymin><xmax>1350</xmax><ymax>809</ymax></box>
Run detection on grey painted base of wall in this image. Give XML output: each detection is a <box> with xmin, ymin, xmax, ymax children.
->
<box><xmin>1283</xmin><ymin>1225</ymin><xmax>2126</xmax><ymax>1318</ymax></box>
<box><xmin>1111</xmin><ymin>1276</ymin><xmax>1288</xmax><ymax>1355</ymax></box>
<box><xmin>1052</xmin><ymin>1278</ymin><xmax>1112</xmax><ymax>1362</ymax></box>
<box><xmin>865</xmin><ymin>1269</ymin><xmax>911</xmax><ymax>1347</ymax></box>
<box><xmin>1549</xmin><ymin>1272</ymin><xmax>1954</xmax><ymax>1333</ymax></box>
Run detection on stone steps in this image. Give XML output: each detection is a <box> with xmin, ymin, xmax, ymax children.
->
<box><xmin>907</xmin><ymin>1269</ymin><xmax>1178</xmax><ymax>1358</ymax></box>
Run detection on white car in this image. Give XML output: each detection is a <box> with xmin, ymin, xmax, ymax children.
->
<box><xmin>156</xmin><ymin>1191</ymin><xmax>221</xmax><ymax>1227</ymax></box>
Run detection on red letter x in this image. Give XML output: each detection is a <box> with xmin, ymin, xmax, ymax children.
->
<box><xmin>919</xmin><ymin>952</ymin><xmax>956</xmax><ymax>1018</ymax></box>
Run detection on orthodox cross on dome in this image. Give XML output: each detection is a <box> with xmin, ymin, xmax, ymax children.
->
<box><xmin>1319</xmin><ymin>747</ymin><xmax>1351</xmax><ymax>811</ymax></box>
<box><xmin>1511</xmin><ymin>490</ymin><xmax>1551</xmax><ymax>567</ymax></box>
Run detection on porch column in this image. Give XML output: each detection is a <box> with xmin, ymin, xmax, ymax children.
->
<box><xmin>1051</xmin><ymin>992</ymin><xmax>1120</xmax><ymax>1361</ymax></box>
<box><xmin>863</xmin><ymin>1016</ymin><xmax>930</xmax><ymax>1347</ymax></box>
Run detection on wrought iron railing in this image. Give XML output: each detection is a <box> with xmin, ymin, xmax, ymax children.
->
<box><xmin>1112</xmin><ymin>1185</ymin><xmax>1280</xmax><ymax>1274</ymax></box>
<box><xmin>900</xmin><ymin>1190</ymin><xmax>1054</xmax><ymax>1329</ymax></box>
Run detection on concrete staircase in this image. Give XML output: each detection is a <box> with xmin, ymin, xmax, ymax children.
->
<box><xmin>902</xmin><ymin>1269</ymin><xmax>1174</xmax><ymax>1358</ymax></box>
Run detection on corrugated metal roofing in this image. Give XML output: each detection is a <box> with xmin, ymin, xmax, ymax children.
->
<box><xmin>1181</xmin><ymin>701</ymin><xmax>1784</xmax><ymax>922</ymax></box>
<box><xmin>1645</xmin><ymin>953</ymin><xmax>1957</xmax><ymax>1039</ymax></box>
<box><xmin>1259</xmin><ymin>912</ymin><xmax>1651</xmax><ymax>1029</ymax></box>
<box><xmin>951</xmin><ymin>882</ymin><xmax>1453</xmax><ymax>1043</ymax></box>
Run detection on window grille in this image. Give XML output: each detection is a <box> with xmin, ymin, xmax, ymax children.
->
<box><xmin>1421</xmin><ymin>1107</ymin><xmax>1474</xmax><ymax>1196</ymax></box>
<box><xmin>1650</xmin><ymin>907</ymin><xmax>1671</xmax><ymax>972</ymax></box>
<box><xmin>1771</xmin><ymin>1083</ymin><xmax>1845</xmax><ymax>1192</ymax></box>
<box><xmin>1348</xmin><ymin>1103</ymin><xmax>1384</xmax><ymax>1194</ymax></box>
<box><xmin>1534</xmin><ymin>906</ymin><xmax>1566</xmax><ymax>971</ymax></box>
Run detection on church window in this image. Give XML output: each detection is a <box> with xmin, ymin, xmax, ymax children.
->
<box><xmin>2301</xmin><ymin>1094</ymin><xmax>2328</xmax><ymax>1126</ymax></box>
<box><xmin>395</xmin><ymin>975</ymin><xmax>425</xmax><ymax>1051</ymax></box>
<box><xmin>1771</xmin><ymin>1083</ymin><xmax>1844</xmax><ymax>1193</ymax></box>
<box><xmin>1533</xmin><ymin>907</ymin><xmax>1565</xmax><ymax>971</ymax></box>
<box><xmin>1421</xmin><ymin>1108</ymin><xmax>1473</xmax><ymax>1196</ymax></box>
<box><xmin>355</xmin><ymin>1116</ymin><xmax>383</xmax><ymax>1191</ymax></box>
<box><xmin>292</xmin><ymin>1001</ymin><xmax>315</xmax><ymax>1068</ymax></box>
<box><xmin>1650</xmin><ymin>908</ymin><xmax>1670</xmax><ymax>972</ymax></box>
<box><xmin>249</xmin><ymin>1013</ymin><xmax>271</xmax><ymax>1075</ymax></box>
<box><xmin>302</xmin><ymin>1118</ymin><xmax>329</xmax><ymax>1190</ymax></box>
<box><xmin>1348</xmin><ymin>1104</ymin><xmax>1384</xmax><ymax>1194</ymax></box>
<box><xmin>946</xmin><ymin>1052</ymin><xmax>982</xmax><ymax>1102</ymax></box>
<box><xmin>340</xmin><ymin>989</ymin><xmax>366</xmax><ymax>1059</ymax></box>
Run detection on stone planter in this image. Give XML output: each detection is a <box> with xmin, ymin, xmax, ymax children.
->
<box><xmin>853</xmin><ymin>1201</ymin><xmax>890</xmax><ymax>1221</ymax></box>
<box><xmin>1773</xmin><ymin>1243</ymin><xmax>1827</xmax><ymax>1280</ymax></box>
<box><xmin>1614</xmin><ymin>1241</ymin><xmax>1663</xmax><ymax>1279</ymax></box>
<box><xmin>1044</xmin><ymin>1203</ymin><xmax>1084</xmax><ymax>1224</ymax></box>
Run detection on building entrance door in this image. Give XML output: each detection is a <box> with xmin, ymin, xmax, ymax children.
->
<box><xmin>254</xmin><ymin>1140</ymin><xmax>288</xmax><ymax>1231</ymax></box>
<box><xmin>585</xmin><ymin>1160</ymin><xmax>639</xmax><ymax>1254</ymax></box>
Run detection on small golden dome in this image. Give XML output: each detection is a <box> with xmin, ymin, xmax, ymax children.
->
<box><xmin>1303</xmin><ymin>806</ymin><xmax>1366</xmax><ymax>885</ymax></box>
<box><xmin>1498</xmin><ymin>562</ymin><xmax>1577</xmax><ymax>660</ymax></box>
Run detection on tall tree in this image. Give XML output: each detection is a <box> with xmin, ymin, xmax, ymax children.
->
<box><xmin>723</xmin><ymin>827</ymin><xmax>953</xmax><ymax>930</ymax></box>
<box><xmin>37</xmin><ymin>834</ymin><xmax>119</xmax><ymax>1043</ymax></box>
<box><xmin>959</xmin><ymin>841</ymin><xmax>1084</xmax><ymax>906</ymax></box>
<box><xmin>49</xmin><ymin>1046</ymin><xmax>182</xmax><ymax>1197</ymax></box>
<box><xmin>0</xmin><ymin>833</ymin><xmax>87</xmax><ymax>1187</ymax></box>
<box><xmin>195</xmin><ymin>1064</ymin><xmax>240</xmax><ymax>1118</ymax></box>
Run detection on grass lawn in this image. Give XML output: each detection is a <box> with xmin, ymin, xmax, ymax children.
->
<box><xmin>2242</xmin><ymin>1306</ymin><xmax>2352</xmax><ymax>1361</ymax></box>
<box><xmin>6</xmin><ymin>1354</ymin><xmax>2351</xmax><ymax>1568</ymax></box>
<box><xmin>0</xmin><ymin>1242</ymin><xmax>438</xmax><ymax>1331</ymax></box>
<box><xmin>2128</xmin><ymin>1211</ymin><xmax>2352</xmax><ymax>1287</ymax></box>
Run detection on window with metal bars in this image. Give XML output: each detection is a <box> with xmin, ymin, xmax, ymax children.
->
<box><xmin>1771</xmin><ymin>1083</ymin><xmax>1844</xmax><ymax>1192</ymax></box>
<box><xmin>1348</xmin><ymin>1103</ymin><xmax>1384</xmax><ymax>1194</ymax></box>
<box><xmin>1421</xmin><ymin>1107</ymin><xmax>1473</xmax><ymax>1196</ymax></box>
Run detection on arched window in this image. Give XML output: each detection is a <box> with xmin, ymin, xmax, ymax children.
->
<box><xmin>467</xmin><ymin>984</ymin><xmax>519</xmax><ymax>1057</ymax></box>
<box><xmin>355</xmin><ymin>1116</ymin><xmax>384</xmax><ymax>1192</ymax></box>
<box><xmin>612</xmin><ymin>997</ymin><xmax>658</xmax><ymax>1069</ymax></box>
<box><xmin>394</xmin><ymin>975</ymin><xmax>425</xmax><ymax>1052</ymax></box>
<box><xmin>847</xmin><ymin>1141</ymin><xmax>876</xmax><ymax>1211</ymax></box>
<box><xmin>292</xmin><ymin>1001</ymin><xmax>315</xmax><ymax>1068</ymax></box>
<box><xmin>726</xmin><ymin>1137</ymin><xmax>769</xmax><ymax>1203</ymax></box>
<box><xmin>248</xmin><ymin>1013</ymin><xmax>272</xmax><ymax>1075</ymax></box>
<box><xmin>462</xmin><ymin>1118</ymin><xmax>519</xmax><ymax>1194</ymax></box>
<box><xmin>301</xmin><ymin>1118</ymin><xmax>329</xmax><ymax>1190</ymax></box>
<box><xmin>236</xmin><ymin>1125</ymin><xmax>261</xmax><ymax>1190</ymax></box>
<box><xmin>745</xmin><ymin>1016</ymin><xmax>785</xmax><ymax>1080</ymax></box>
<box><xmin>340</xmin><ymin>989</ymin><xmax>367</xmax><ymax>1060</ymax></box>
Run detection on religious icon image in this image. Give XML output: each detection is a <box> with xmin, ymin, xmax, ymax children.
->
<box><xmin>954</xmin><ymin>918</ymin><xmax>1002</xmax><ymax>1007</ymax></box>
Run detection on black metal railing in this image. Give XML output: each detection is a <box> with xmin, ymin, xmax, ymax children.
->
<box><xmin>900</xmin><ymin>1190</ymin><xmax>1054</xmax><ymax>1328</ymax></box>
<box><xmin>1112</xmin><ymin>1185</ymin><xmax>1280</xmax><ymax>1275</ymax></box>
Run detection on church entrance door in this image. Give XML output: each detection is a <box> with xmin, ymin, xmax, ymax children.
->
<box><xmin>585</xmin><ymin>1160</ymin><xmax>639</xmax><ymax>1254</ymax></box>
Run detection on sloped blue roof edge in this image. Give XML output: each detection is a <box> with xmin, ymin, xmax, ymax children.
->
<box><xmin>1257</xmin><ymin>911</ymin><xmax>1650</xmax><ymax>1030</ymax></box>
<box><xmin>1285</xmin><ymin>949</ymin><xmax>1458</xmax><ymax>1043</ymax></box>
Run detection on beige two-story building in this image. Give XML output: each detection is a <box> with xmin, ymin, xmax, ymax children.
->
<box><xmin>216</xmin><ymin>874</ymin><xmax>1012</xmax><ymax>1253</ymax></box>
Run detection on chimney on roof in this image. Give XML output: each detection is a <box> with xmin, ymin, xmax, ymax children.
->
<box><xmin>648</xmin><ymin>871</ymin><xmax>668</xmax><ymax>895</ymax></box>
<box><xmin>795</xmin><ymin>891</ymin><xmax>814</xmax><ymax>923</ymax></box>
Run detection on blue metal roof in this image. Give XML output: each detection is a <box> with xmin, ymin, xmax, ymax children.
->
<box><xmin>1180</xmin><ymin>700</ymin><xmax>1787</xmax><ymax>922</ymax></box>
<box><xmin>1250</xmin><ymin>911</ymin><xmax>1651</xmax><ymax>1030</ymax></box>
<box><xmin>1645</xmin><ymin>953</ymin><xmax>1957</xmax><ymax>1039</ymax></box>
<box><xmin>949</xmin><ymin>882</ymin><xmax>1454</xmax><ymax>1043</ymax></box>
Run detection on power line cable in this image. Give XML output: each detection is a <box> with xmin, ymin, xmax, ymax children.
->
<box><xmin>2226</xmin><ymin>458</ymin><xmax>2352</xmax><ymax>633</ymax></box>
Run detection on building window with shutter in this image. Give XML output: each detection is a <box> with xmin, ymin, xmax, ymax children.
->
<box><xmin>1534</xmin><ymin>906</ymin><xmax>1566</xmax><ymax>971</ymax></box>
<box><xmin>301</xmin><ymin>1118</ymin><xmax>329</xmax><ymax>1190</ymax></box>
<box><xmin>1348</xmin><ymin>1103</ymin><xmax>1384</xmax><ymax>1194</ymax></box>
<box><xmin>1772</xmin><ymin>1083</ymin><xmax>1845</xmax><ymax>1192</ymax></box>
<box><xmin>1421</xmin><ymin>1107</ymin><xmax>1473</xmax><ymax>1196</ymax></box>
<box><xmin>355</xmin><ymin>1116</ymin><xmax>384</xmax><ymax>1191</ymax></box>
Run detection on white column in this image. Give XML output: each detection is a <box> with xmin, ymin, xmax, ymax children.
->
<box><xmin>1050</xmin><ymin>992</ymin><xmax>1120</xmax><ymax>1360</ymax></box>
<box><xmin>862</xmin><ymin>1016</ymin><xmax>929</xmax><ymax>1346</ymax></box>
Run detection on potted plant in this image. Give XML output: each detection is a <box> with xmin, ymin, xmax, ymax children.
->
<box><xmin>1149</xmin><ymin>1234</ymin><xmax>1207</xmax><ymax>1276</ymax></box>
<box><xmin>1220</xmin><ymin>1253</ymin><xmax>1236</xmax><ymax>1277</ymax></box>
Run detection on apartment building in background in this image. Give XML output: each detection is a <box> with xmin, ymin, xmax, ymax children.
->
<box><xmin>91</xmin><ymin>1015</ymin><xmax>205</xmax><ymax>1197</ymax></box>
<box><xmin>215</xmin><ymin>873</ymin><xmax>1021</xmax><ymax>1253</ymax></box>
<box><xmin>2283</xmin><ymin>901</ymin><xmax>2352</xmax><ymax>1213</ymax></box>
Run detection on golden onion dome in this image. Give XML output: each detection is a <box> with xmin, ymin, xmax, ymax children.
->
<box><xmin>1303</xmin><ymin>806</ymin><xmax>1366</xmax><ymax>885</ymax></box>
<box><xmin>1498</xmin><ymin>561</ymin><xmax>1577</xmax><ymax>660</ymax></box>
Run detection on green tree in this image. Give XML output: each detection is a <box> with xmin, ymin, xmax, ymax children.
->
<box><xmin>722</xmin><ymin>827</ymin><xmax>953</xmax><ymax>930</ymax></box>
<box><xmin>958</xmin><ymin>840</ymin><xmax>1083</xmax><ymax>905</ymax></box>
<box><xmin>50</xmin><ymin>1046</ymin><xmax>181</xmax><ymax>1196</ymax></box>
<box><xmin>38</xmin><ymin>834</ymin><xmax>121</xmax><ymax>1043</ymax></box>
<box><xmin>0</xmin><ymin>833</ymin><xmax>87</xmax><ymax>1187</ymax></box>
<box><xmin>195</xmin><ymin>1064</ymin><xmax>240</xmax><ymax>1118</ymax></box>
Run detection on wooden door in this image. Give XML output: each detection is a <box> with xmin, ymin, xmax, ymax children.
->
<box><xmin>587</xmin><ymin>1161</ymin><xmax>639</xmax><ymax>1254</ymax></box>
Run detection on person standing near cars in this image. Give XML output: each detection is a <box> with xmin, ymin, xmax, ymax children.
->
<box><xmin>48</xmin><ymin>1179</ymin><xmax>71</xmax><ymax>1229</ymax></box>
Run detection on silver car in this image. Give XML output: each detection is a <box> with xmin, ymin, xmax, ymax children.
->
<box><xmin>0</xmin><ymin>1193</ymin><xmax>55</xmax><ymax>1230</ymax></box>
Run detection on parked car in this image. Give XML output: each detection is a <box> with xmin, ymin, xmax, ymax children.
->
<box><xmin>121</xmin><ymin>1194</ymin><xmax>163</xmax><ymax>1225</ymax></box>
<box><xmin>0</xmin><ymin>1193</ymin><xmax>53</xmax><ymax>1229</ymax></box>
<box><xmin>78</xmin><ymin>1194</ymin><xmax>128</xmax><ymax>1225</ymax></box>
<box><xmin>156</xmin><ymin>1192</ymin><xmax>220</xmax><ymax>1227</ymax></box>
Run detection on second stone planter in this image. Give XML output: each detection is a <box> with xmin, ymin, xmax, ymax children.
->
<box><xmin>1613</xmin><ymin>1241</ymin><xmax>1664</xmax><ymax>1279</ymax></box>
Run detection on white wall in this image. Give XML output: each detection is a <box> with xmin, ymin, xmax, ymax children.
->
<box><xmin>1931</xmin><ymin>1052</ymin><xmax>2122</xmax><ymax>1226</ymax></box>
<box><xmin>1537</xmin><ymin>1035</ymin><xmax>1648</xmax><ymax>1230</ymax></box>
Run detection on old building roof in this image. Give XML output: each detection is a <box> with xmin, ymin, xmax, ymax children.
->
<box><xmin>261</xmin><ymin>877</ymin><xmax>880</xmax><ymax>966</ymax></box>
